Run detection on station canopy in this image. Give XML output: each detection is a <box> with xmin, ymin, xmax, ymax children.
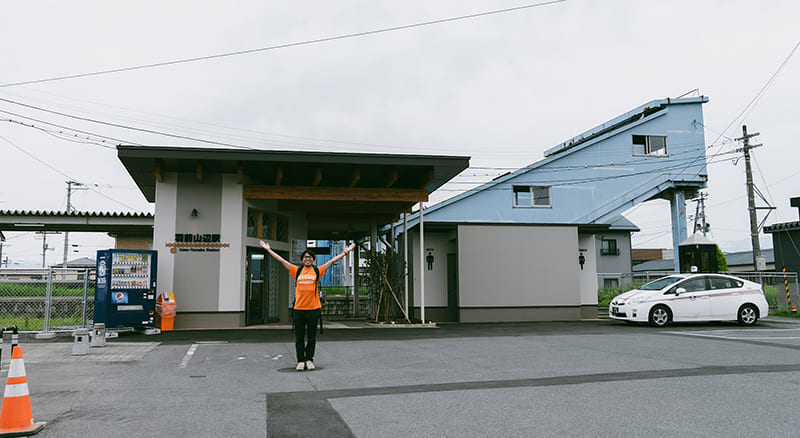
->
<box><xmin>117</xmin><ymin>146</ymin><xmax>470</xmax><ymax>240</ymax></box>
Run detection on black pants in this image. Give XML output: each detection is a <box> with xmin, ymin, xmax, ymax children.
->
<box><xmin>294</xmin><ymin>308</ymin><xmax>320</xmax><ymax>362</ymax></box>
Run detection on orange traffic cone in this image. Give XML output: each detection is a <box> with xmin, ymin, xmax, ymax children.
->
<box><xmin>0</xmin><ymin>346</ymin><xmax>45</xmax><ymax>437</ymax></box>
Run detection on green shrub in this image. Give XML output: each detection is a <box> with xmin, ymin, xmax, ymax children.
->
<box><xmin>598</xmin><ymin>281</ymin><xmax>647</xmax><ymax>307</ymax></box>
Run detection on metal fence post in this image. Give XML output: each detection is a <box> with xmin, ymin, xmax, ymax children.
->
<box><xmin>795</xmin><ymin>274</ymin><xmax>799</xmax><ymax>312</ymax></box>
<box><xmin>82</xmin><ymin>268</ymin><xmax>90</xmax><ymax>328</ymax></box>
<box><xmin>43</xmin><ymin>269</ymin><xmax>54</xmax><ymax>335</ymax></box>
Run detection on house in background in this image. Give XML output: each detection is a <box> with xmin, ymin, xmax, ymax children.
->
<box><xmin>395</xmin><ymin>96</ymin><xmax>709</xmax><ymax>323</ymax></box>
<box><xmin>632</xmin><ymin>248</ymin><xmax>673</xmax><ymax>266</ymax></box>
<box><xmin>633</xmin><ymin>248</ymin><xmax>775</xmax><ymax>273</ymax></box>
<box><xmin>50</xmin><ymin>256</ymin><xmax>97</xmax><ymax>280</ymax></box>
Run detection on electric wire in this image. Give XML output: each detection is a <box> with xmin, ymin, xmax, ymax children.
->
<box><xmin>0</xmin><ymin>1</ymin><xmax>566</xmax><ymax>88</ymax></box>
<box><xmin>0</xmin><ymin>134</ymin><xmax>145</xmax><ymax>212</ymax></box>
<box><xmin>0</xmin><ymin>98</ymin><xmax>256</xmax><ymax>150</ymax></box>
<box><xmin>708</xmin><ymin>38</ymin><xmax>800</xmax><ymax>148</ymax></box>
<box><xmin>1</xmin><ymin>112</ymin><xmax>139</xmax><ymax>147</ymax></box>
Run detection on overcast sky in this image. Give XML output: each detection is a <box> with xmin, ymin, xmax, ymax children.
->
<box><xmin>1</xmin><ymin>0</ymin><xmax>798</xmax><ymax>268</ymax></box>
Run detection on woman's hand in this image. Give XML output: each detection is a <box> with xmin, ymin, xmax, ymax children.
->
<box><xmin>259</xmin><ymin>240</ymin><xmax>270</xmax><ymax>251</ymax></box>
<box><xmin>346</xmin><ymin>243</ymin><xmax>356</xmax><ymax>253</ymax></box>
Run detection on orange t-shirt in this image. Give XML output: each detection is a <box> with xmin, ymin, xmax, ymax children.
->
<box><xmin>289</xmin><ymin>264</ymin><xmax>328</xmax><ymax>310</ymax></box>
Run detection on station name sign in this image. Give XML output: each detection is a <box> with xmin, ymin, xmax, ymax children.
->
<box><xmin>166</xmin><ymin>233</ymin><xmax>230</xmax><ymax>253</ymax></box>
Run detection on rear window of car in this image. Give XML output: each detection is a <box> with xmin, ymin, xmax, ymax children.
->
<box><xmin>709</xmin><ymin>277</ymin><xmax>743</xmax><ymax>289</ymax></box>
<box><xmin>640</xmin><ymin>276</ymin><xmax>683</xmax><ymax>290</ymax></box>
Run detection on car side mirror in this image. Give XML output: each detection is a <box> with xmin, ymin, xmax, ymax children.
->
<box><xmin>675</xmin><ymin>287</ymin><xmax>686</xmax><ymax>296</ymax></box>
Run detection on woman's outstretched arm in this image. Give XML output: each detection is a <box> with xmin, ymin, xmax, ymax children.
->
<box><xmin>259</xmin><ymin>240</ymin><xmax>292</xmax><ymax>270</ymax></box>
<box><xmin>321</xmin><ymin>242</ymin><xmax>357</xmax><ymax>270</ymax></box>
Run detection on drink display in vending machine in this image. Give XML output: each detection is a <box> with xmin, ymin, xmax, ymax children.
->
<box><xmin>94</xmin><ymin>249</ymin><xmax>158</xmax><ymax>329</ymax></box>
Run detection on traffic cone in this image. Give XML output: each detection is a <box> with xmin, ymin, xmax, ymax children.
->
<box><xmin>0</xmin><ymin>346</ymin><xmax>45</xmax><ymax>437</ymax></box>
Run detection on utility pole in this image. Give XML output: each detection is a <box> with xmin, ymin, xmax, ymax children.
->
<box><xmin>37</xmin><ymin>231</ymin><xmax>60</xmax><ymax>268</ymax></box>
<box><xmin>63</xmin><ymin>181</ymin><xmax>86</xmax><ymax>272</ymax></box>
<box><xmin>737</xmin><ymin>126</ymin><xmax>763</xmax><ymax>271</ymax></box>
<box><xmin>692</xmin><ymin>192</ymin><xmax>709</xmax><ymax>236</ymax></box>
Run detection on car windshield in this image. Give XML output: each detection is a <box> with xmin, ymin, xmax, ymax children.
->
<box><xmin>639</xmin><ymin>276</ymin><xmax>684</xmax><ymax>291</ymax></box>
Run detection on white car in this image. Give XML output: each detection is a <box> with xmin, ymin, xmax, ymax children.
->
<box><xmin>609</xmin><ymin>273</ymin><xmax>769</xmax><ymax>327</ymax></box>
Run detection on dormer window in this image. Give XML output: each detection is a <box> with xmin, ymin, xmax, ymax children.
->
<box><xmin>632</xmin><ymin>135</ymin><xmax>667</xmax><ymax>157</ymax></box>
<box><xmin>512</xmin><ymin>185</ymin><xmax>551</xmax><ymax>208</ymax></box>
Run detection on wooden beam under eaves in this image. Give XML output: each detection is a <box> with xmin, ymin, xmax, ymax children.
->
<box><xmin>196</xmin><ymin>161</ymin><xmax>204</xmax><ymax>184</ymax></box>
<box><xmin>275</xmin><ymin>167</ymin><xmax>283</xmax><ymax>185</ymax></box>
<box><xmin>382</xmin><ymin>169</ymin><xmax>398</xmax><ymax>188</ymax></box>
<box><xmin>306</xmin><ymin>212</ymin><xmax>399</xmax><ymax>224</ymax></box>
<box><xmin>277</xmin><ymin>200</ymin><xmax>413</xmax><ymax>214</ymax></box>
<box><xmin>244</xmin><ymin>185</ymin><xmax>428</xmax><ymax>202</ymax></box>
<box><xmin>237</xmin><ymin>162</ymin><xmax>243</xmax><ymax>184</ymax></box>
<box><xmin>312</xmin><ymin>168</ymin><xmax>322</xmax><ymax>186</ymax></box>
<box><xmin>348</xmin><ymin>168</ymin><xmax>360</xmax><ymax>187</ymax></box>
<box><xmin>418</xmin><ymin>169</ymin><xmax>435</xmax><ymax>189</ymax></box>
<box><xmin>154</xmin><ymin>159</ymin><xmax>163</xmax><ymax>183</ymax></box>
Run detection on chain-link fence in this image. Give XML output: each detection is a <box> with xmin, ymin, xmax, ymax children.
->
<box><xmin>0</xmin><ymin>268</ymin><xmax>95</xmax><ymax>333</ymax></box>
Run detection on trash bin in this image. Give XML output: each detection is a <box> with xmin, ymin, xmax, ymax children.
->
<box><xmin>72</xmin><ymin>329</ymin><xmax>90</xmax><ymax>355</ymax></box>
<box><xmin>90</xmin><ymin>323</ymin><xmax>106</xmax><ymax>347</ymax></box>
<box><xmin>155</xmin><ymin>292</ymin><xmax>176</xmax><ymax>331</ymax></box>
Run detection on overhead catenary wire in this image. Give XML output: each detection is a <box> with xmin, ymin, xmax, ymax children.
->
<box><xmin>0</xmin><ymin>1</ymin><xmax>566</xmax><ymax>88</ymax></box>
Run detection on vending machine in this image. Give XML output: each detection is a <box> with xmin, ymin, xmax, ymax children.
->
<box><xmin>94</xmin><ymin>249</ymin><xmax>158</xmax><ymax>329</ymax></box>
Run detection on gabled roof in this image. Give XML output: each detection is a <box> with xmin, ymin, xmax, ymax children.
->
<box><xmin>679</xmin><ymin>233</ymin><xmax>716</xmax><ymax>246</ymax></box>
<box><xmin>397</xmin><ymin>96</ymin><xmax>707</xmax><ymax>230</ymax></box>
<box><xmin>544</xmin><ymin>96</ymin><xmax>707</xmax><ymax>157</ymax></box>
<box><xmin>117</xmin><ymin>146</ymin><xmax>469</xmax><ymax>239</ymax></box>
<box><xmin>52</xmin><ymin>257</ymin><xmax>96</xmax><ymax>269</ymax></box>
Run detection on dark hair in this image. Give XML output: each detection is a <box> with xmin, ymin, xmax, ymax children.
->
<box><xmin>301</xmin><ymin>249</ymin><xmax>316</xmax><ymax>261</ymax></box>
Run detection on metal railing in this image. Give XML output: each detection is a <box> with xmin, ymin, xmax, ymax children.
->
<box><xmin>0</xmin><ymin>268</ymin><xmax>95</xmax><ymax>333</ymax></box>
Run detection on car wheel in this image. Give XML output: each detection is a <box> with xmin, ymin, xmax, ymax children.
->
<box><xmin>737</xmin><ymin>304</ymin><xmax>759</xmax><ymax>326</ymax></box>
<box><xmin>648</xmin><ymin>305</ymin><xmax>671</xmax><ymax>327</ymax></box>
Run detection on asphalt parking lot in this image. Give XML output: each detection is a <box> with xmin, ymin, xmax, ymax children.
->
<box><xmin>4</xmin><ymin>317</ymin><xmax>800</xmax><ymax>437</ymax></box>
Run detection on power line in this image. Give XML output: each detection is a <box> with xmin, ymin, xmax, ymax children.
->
<box><xmin>0</xmin><ymin>134</ymin><xmax>145</xmax><ymax>212</ymax></box>
<box><xmin>0</xmin><ymin>98</ymin><xmax>256</xmax><ymax>150</ymax></box>
<box><xmin>709</xmin><ymin>38</ymin><xmax>800</xmax><ymax>148</ymax></box>
<box><xmin>0</xmin><ymin>1</ymin><xmax>566</xmax><ymax>88</ymax></box>
<box><xmin>1</xmin><ymin>111</ymin><xmax>138</xmax><ymax>146</ymax></box>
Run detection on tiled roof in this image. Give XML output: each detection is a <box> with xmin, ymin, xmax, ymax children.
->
<box><xmin>0</xmin><ymin>209</ymin><xmax>152</xmax><ymax>217</ymax></box>
<box><xmin>764</xmin><ymin>221</ymin><xmax>800</xmax><ymax>233</ymax></box>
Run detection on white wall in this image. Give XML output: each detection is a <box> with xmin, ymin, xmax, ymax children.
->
<box><xmin>409</xmin><ymin>230</ymin><xmax>455</xmax><ymax>307</ymax></box>
<box><xmin>153</xmin><ymin>172</ymin><xmax>178</xmax><ymax>299</ymax></box>
<box><xmin>578</xmin><ymin>233</ymin><xmax>598</xmax><ymax>306</ymax></box>
<box><xmin>457</xmin><ymin>225</ymin><xmax>580</xmax><ymax>307</ymax></box>
<box><xmin>218</xmin><ymin>174</ymin><xmax>244</xmax><ymax>311</ymax></box>
<box><xmin>173</xmin><ymin>173</ymin><xmax>223</xmax><ymax>311</ymax></box>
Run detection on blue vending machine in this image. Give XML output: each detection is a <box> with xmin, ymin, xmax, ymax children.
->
<box><xmin>94</xmin><ymin>249</ymin><xmax>158</xmax><ymax>329</ymax></box>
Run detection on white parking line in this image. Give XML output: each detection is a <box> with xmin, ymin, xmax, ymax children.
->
<box><xmin>668</xmin><ymin>327</ymin><xmax>800</xmax><ymax>341</ymax></box>
<box><xmin>179</xmin><ymin>344</ymin><xmax>199</xmax><ymax>368</ymax></box>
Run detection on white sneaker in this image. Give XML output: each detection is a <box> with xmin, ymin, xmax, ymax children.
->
<box><xmin>305</xmin><ymin>360</ymin><xmax>315</xmax><ymax>370</ymax></box>
<box><xmin>296</xmin><ymin>362</ymin><xmax>306</xmax><ymax>371</ymax></box>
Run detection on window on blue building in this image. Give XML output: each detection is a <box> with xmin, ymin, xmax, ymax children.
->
<box><xmin>632</xmin><ymin>135</ymin><xmax>668</xmax><ymax>156</ymax></box>
<box><xmin>601</xmin><ymin>239</ymin><xmax>620</xmax><ymax>255</ymax></box>
<box><xmin>513</xmin><ymin>185</ymin><xmax>551</xmax><ymax>208</ymax></box>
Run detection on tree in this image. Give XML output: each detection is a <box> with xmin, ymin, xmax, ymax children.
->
<box><xmin>362</xmin><ymin>248</ymin><xmax>410</xmax><ymax>323</ymax></box>
<box><xmin>716</xmin><ymin>246</ymin><xmax>728</xmax><ymax>272</ymax></box>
